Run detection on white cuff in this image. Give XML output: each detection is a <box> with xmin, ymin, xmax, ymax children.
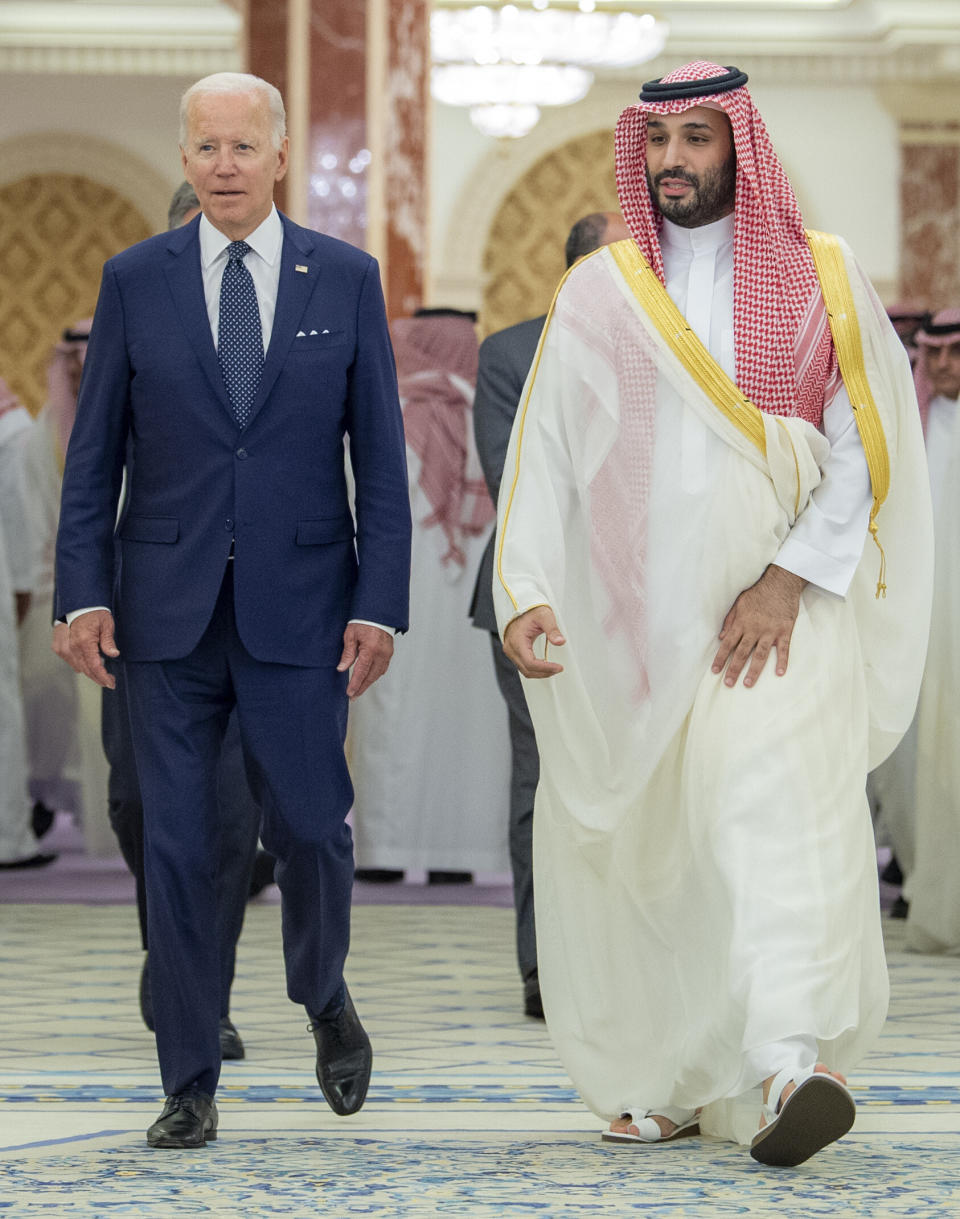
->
<box><xmin>65</xmin><ymin>606</ymin><xmax>110</xmax><ymax>626</ymax></box>
<box><xmin>348</xmin><ymin>618</ymin><xmax>395</xmax><ymax>635</ymax></box>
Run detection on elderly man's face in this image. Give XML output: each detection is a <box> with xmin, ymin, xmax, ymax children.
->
<box><xmin>924</xmin><ymin>340</ymin><xmax>960</xmax><ymax>402</ymax></box>
<box><xmin>181</xmin><ymin>90</ymin><xmax>288</xmax><ymax>241</ymax></box>
<box><xmin>645</xmin><ymin>106</ymin><xmax>736</xmax><ymax>228</ymax></box>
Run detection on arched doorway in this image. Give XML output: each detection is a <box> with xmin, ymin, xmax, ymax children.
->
<box><xmin>0</xmin><ymin>173</ymin><xmax>152</xmax><ymax>413</ymax></box>
<box><xmin>481</xmin><ymin>128</ymin><xmax>617</xmax><ymax>336</ymax></box>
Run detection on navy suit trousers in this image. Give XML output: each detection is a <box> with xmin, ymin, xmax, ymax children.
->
<box><xmin>124</xmin><ymin>566</ymin><xmax>354</xmax><ymax>1097</ymax></box>
<box><xmin>102</xmin><ymin>673</ymin><xmax>261</xmax><ymax>1016</ymax></box>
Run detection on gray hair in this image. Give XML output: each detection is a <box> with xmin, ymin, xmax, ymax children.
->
<box><xmin>167</xmin><ymin>181</ymin><xmax>200</xmax><ymax>230</ymax></box>
<box><xmin>179</xmin><ymin>72</ymin><xmax>286</xmax><ymax>150</ymax></box>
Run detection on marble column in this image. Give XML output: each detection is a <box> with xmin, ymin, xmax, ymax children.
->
<box><xmin>379</xmin><ymin>0</ymin><xmax>430</xmax><ymax>320</ymax></box>
<box><xmin>247</xmin><ymin>0</ymin><xmax>289</xmax><ymax>216</ymax></box>
<box><xmin>246</xmin><ymin>0</ymin><xmax>429</xmax><ymax>318</ymax></box>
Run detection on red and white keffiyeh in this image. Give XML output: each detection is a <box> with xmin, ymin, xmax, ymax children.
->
<box><xmin>390</xmin><ymin>313</ymin><xmax>494</xmax><ymax>569</ymax></box>
<box><xmin>46</xmin><ymin>319</ymin><xmax>91</xmax><ymax>458</ymax></box>
<box><xmin>616</xmin><ymin>60</ymin><xmax>838</xmax><ymax>425</ymax></box>
<box><xmin>0</xmin><ymin>377</ymin><xmax>19</xmax><ymax>421</ymax></box>
<box><xmin>913</xmin><ymin>308</ymin><xmax>960</xmax><ymax>434</ymax></box>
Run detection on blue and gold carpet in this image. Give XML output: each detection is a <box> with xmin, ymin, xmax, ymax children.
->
<box><xmin>0</xmin><ymin>906</ymin><xmax>957</xmax><ymax>1216</ymax></box>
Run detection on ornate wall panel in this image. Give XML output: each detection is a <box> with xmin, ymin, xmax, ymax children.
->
<box><xmin>899</xmin><ymin>129</ymin><xmax>960</xmax><ymax>309</ymax></box>
<box><xmin>480</xmin><ymin>129</ymin><xmax>617</xmax><ymax>337</ymax></box>
<box><xmin>0</xmin><ymin>175</ymin><xmax>150</xmax><ymax>414</ymax></box>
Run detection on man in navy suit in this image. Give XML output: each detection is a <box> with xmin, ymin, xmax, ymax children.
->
<box><xmin>55</xmin><ymin>72</ymin><xmax>411</xmax><ymax>1148</ymax></box>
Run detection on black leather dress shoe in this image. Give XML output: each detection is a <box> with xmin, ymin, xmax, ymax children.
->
<box><xmin>146</xmin><ymin>1088</ymin><xmax>218</xmax><ymax>1148</ymax></box>
<box><xmin>427</xmin><ymin>870</ymin><xmax>473</xmax><ymax>885</ymax></box>
<box><xmin>0</xmin><ymin>852</ymin><xmax>57</xmax><ymax>869</ymax></box>
<box><xmin>31</xmin><ymin>800</ymin><xmax>56</xmax><ymax>839</ymax></box>
<box><xmin>308</xmin><ymin>987</ymin><xmax>372</xmax><ymax>1115</ymax></box>
<box><xmin>247</xmin><ymin>849</ymin><xmax>277</xmax><ymax>899</ymax></box>
<box><xmin>524</xmin><ymin>973</ymin><xmax>545</xmax><ymax>1020</ymax></box>
<box><xmin>219</xmin><ymin>1016</ymin><xmax>245</xmax><ymax>1060</ymax></box>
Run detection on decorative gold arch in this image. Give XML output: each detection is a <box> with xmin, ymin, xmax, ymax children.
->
<box><xmin>480</xmin><ymin>128</ymin><xmax>618</xmax><ymax>337</ymax></box>
<box><xmin>0</xmin><ymin>174</ymin><xmax>151</xmax><ymax>415</ymax></box>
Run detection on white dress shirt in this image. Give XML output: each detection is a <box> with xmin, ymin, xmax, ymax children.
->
<box><xmin>198</xmin><ymin>206</ymin><xmax>282</xmax><ymax>354</ymax></box>
<box><xmin>659</xmin><ymin>214</ymin><xmax>872</xmax><ymax>597</ymax></box>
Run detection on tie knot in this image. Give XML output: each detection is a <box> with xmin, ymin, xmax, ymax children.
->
<box><xmin>227</xmin><ymin>240</ymin><xmax>251</xmax><ymax>263</ymax></box>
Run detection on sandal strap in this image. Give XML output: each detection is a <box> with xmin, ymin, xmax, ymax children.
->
<box><xmin>761</xmin><ymin>1064</ymin><xmax>818</xmax><ymax>1125</ymax></box>
<box><xmin>620</xmin><ymin>1104</ymin><xmax>696</xmax><ymax>1128</ymax></box>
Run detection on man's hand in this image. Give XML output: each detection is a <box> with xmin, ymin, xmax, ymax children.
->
<box><xmin>503</xmin><ymin>605</ymin><xmax>566</xmax><ymax>679</ymax></box>
<box><xmin>51</xmin><ymin>621</ymin><xmax>84</xmax><ymax>674</ymax></box>
<box><xmin>712</xmin><ymin>564</ymin><xmax>806</xmax><ymax>689</ymax></box>
<box><xmin>67</xmin><ymin>610</ymin><xmax>119</xmax><ymax>689</ymax></box>
<box><xmin>337</xmin><ymin>622</ymin><xmax>394</xmax><ymax>699</ymax></box>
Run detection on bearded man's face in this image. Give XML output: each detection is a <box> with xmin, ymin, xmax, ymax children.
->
<box><xmin>644</xmin><ymin>106</ymin><xmax>736</xmax><ymax>228</ymax></box>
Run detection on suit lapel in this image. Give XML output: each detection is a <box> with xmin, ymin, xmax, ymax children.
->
<box><xmin>162</xmin><ymin>218</ymin><xmax>233</xmax><ymax>419</ymax></box>
<box><xmin>243</xmin><ymin>217</ymin><xmax>317</xmax><ymax>429</ymax></box>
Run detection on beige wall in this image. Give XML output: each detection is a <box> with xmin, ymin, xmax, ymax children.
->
<box><xmin>0</xmin><ymin>74</ymin><xmax>194</xmax><ymax>230</ymax></box>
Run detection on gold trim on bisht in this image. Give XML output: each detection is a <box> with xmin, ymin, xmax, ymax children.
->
<box><xmin>607</xmin><ymin>238</ymin><xmax>767</xmax><ymax>454</ymax></box>
<box><xmin>806</xmin><ymin>229</ymin><xmax>891</xmax><ymax>598</ymax></box>
<box><xmin>497</xmin><ymin>257</ymin><xmax>589</xmax><ymax>612</ymax></box>
<box><xmin>500</xmin><ymin>232</ymin><xmax>893</xmax><ymax>614</ymax></box>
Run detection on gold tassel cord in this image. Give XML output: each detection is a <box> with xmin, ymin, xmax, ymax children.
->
<box><xmin>805</xmin><ymin>230</ymin><xmax>891</xmax><ymax>599</ymax></box>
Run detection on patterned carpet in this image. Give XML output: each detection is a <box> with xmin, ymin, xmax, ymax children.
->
<box><xmin>0</xmin><ymin>905</ymin><xmax>958</xmax><ymax>1216</ymax></box>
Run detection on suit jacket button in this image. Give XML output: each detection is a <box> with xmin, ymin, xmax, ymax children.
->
<box><xmin>225</xmin><ymin>518</ymin><xmax>234</xmax><ymax>531</ymax></box>
<box><xmin>236</xmin><ymin>448</ymin><xmax>247</xmax><ymax>460</ymax></box>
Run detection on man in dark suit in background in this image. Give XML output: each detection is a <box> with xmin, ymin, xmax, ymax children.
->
<box><xmin>89</xmin><ymin>181</ymin><xmax>266</xmax><ymax>1063</ymax></box>
<box><xmin>470</xmin><ymin>211</ymin><xmax>629</xmax><ymax>1019</ymax></box>
<box><xmin>55</xmin><ymin>72</ymin><xmax>411</xmax><ymax>1148</ymax></box>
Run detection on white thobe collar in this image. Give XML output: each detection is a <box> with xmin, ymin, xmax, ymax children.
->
<box><xmin>660</xmin><ymin>212</ymin><xmax>734</xmax><ymax>254</ymax></box>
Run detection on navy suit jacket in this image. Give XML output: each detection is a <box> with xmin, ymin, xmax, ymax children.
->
<box><xmin>56</xmin><ymin>212</ymin><xmax>411</xmax><ymax>668</ymax></box>
<box><xmin>469</xmin><ymin>315</ymin><xmax>546</xmax><ymax>635</ymax></box>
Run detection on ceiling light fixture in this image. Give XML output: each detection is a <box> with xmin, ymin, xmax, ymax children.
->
<box><xmin>431</xmin><ymin>4</ymin><xmax>668</xmax><ymax>139</ymax></box>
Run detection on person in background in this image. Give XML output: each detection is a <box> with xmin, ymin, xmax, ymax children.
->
<box><xmin>18</xmin><ymin>324</ymin><xmax>89</xmax><ymax>842</ymax></box>
<box><xmin>0</xmin><ymin>377</ymin><xmax>54</xmax><ymax>868</ymax></box>
<box><xmin>469</xmin><ymin>211</ymin><xmax>630</xmax><ymax>1019</ymax></box>
<box><xmin>886</xmin><ymin>303</ymin><xmax>929</xmax><ymax>368</ymax></box>
<box><xmin>899</xmin><ymin>310</ymin><xmax>960</xmax><ymax>952</ymax></box>
<box><xmin>350</xmin><ymin>308</ymin><xmax>511</xmax><ymax>887</ymax></box>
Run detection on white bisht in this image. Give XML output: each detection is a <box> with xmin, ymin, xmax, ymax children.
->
<box><xmin>494</xmin><ymin>239</ymin><xmax>932</xmax><ymax>1138</ymax></box>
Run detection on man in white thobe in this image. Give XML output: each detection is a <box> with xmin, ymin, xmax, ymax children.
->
<box><xmin>495</xmin><ymin>62</ymin><xmax>932</xmax><ymax>1167</ymax></box>
<box><xmin>900</xmin><ymin>311</ymin><xmax>960</xmax><ymax>951</ymax></box>
<box><xmin>0</xmin><ymin>379</ymin><xmax>56</xmax><ymax>868</ymax></box>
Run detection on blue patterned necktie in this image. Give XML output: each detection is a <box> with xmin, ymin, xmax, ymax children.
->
<box><xmin>217</xmin><ymin>240</ymin><xmax>264</xmax><ymax>427</ymax></box>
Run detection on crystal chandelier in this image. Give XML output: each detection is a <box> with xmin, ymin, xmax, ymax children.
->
<box><xmin>431</xmin><ymin>3</ymin><xmax>669</xmax><ymax>139</ymax></box>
